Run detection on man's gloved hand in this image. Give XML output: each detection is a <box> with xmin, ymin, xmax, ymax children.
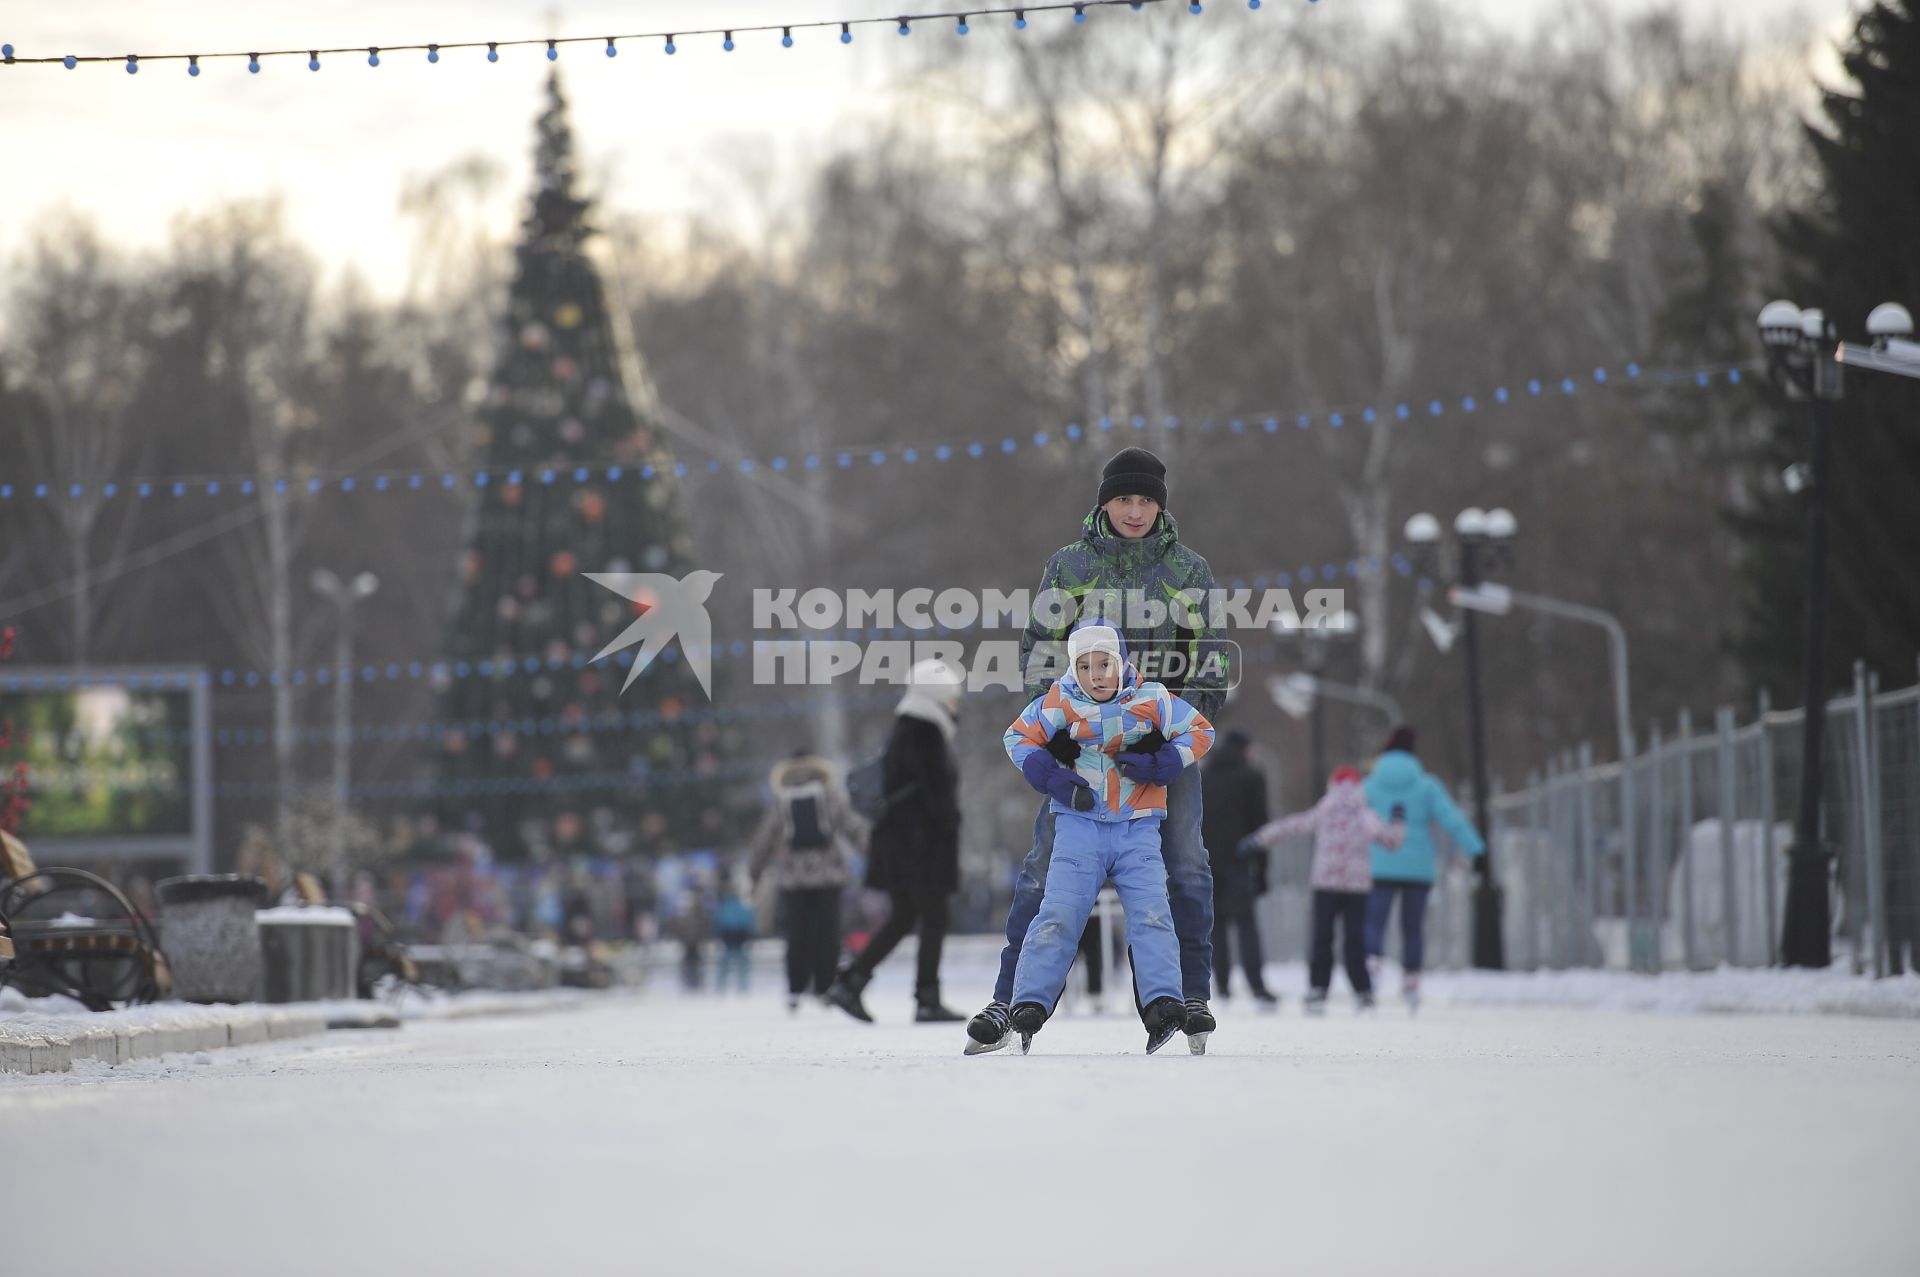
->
<box><xmin>1129</xmin><ymin>727</ymin><xmax>1169</xmax><ymax>755</ymax></box>
<box><xmin>1115</xmin><ymin>741</ymin><xmax>1184</xmax><ymax>786</ymax></box>
<box><xmin>1020</xmin><ymin>749</ymin><xmax>1096</xmax><ymax>811</ymax></box>
<box><xmin>1043</xmin><ymin>726</ymin><xmax>1082</xmax><ymax>767</ymax></box>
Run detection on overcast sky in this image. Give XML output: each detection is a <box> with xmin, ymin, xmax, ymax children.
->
<box><xmin>0</xmin><ymin>0</ymin><xmax>1864</xmax><ymax>294</ymax></box>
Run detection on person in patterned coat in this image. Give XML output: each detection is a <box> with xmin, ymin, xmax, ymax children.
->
<box><xmin>1241</xmin><ymin>767</ymin><xmax>1406</xmax><ymax>1012</ymax></box>
<box><xmin>750</xmin><ymin>753</ymin><xmax>863</xmax><ymax>1009</ymax></box>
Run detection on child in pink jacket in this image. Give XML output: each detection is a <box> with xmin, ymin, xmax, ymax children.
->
<box><xmin>1240</xmin><ymin>767</ymin><xmax>1405</xmax><ymax>1012</ymax></box>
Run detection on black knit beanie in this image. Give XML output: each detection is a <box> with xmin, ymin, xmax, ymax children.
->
<box><xmin>1384</xmin><ymin>725</ymin><xmax>1418</xmax><ymax>755</ymax></box>
<box><xmin>1098</xmin><ymin>447</ymin><xmax>1168</xmax><ymax>508</ymax></box>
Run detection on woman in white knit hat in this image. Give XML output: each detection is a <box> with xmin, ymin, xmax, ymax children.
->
<box><xmin>825</xmin><ymin>658</ymin><xmax>966</xmax><ymax>1023</ymax></box>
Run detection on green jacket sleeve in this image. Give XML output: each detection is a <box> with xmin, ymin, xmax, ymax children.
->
<box><xmin>1020</xmin><ymin>551</ymin><xmax>1070</xmax><ymax>704</ymax></box>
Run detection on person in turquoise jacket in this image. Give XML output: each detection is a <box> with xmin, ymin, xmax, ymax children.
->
<box><xmin>1362</xmin><ymin>726</ymin><xmax>1485</xmax><ymax>1009</ymax></box>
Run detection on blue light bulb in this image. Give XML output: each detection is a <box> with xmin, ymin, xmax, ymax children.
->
<box><xmin>957</xmin><ymin>18</ymin><xmax>969</xmax><ymax>34</ymax></box>
<box><xmin>899</xmin><ymin>21</ymin><xmax>911</xmax><ymax>36</ymax></box>
<box><xmin>126</xmin><ymin>55</ymin><xmax>137</xmax><ymax>74</ymax></box>
<box><xmin>664</xmin><ymin>36</ymin><xmax>676</xmax><ymax>54</ymax></box>
<box><xmin>841</xmin><ymin>23</ymin><xmax>853</xmax><ymax>43</ymax></box>
<box><xmin>487</xmin><ymin>43</ymin><xmax>498</xmax><ymax>62</ymax></box>
<box><xmin>427</xmin><ymin>45</ymin><xmax>438</xmax><ymax>63</ymax></box>
<box><xmin>724</xmin><ymin>33</ymin><xmax>735</xmax><ymax>51</ymax></box>
<box><xmin>1015</xmin><ymin>11</ymin><xmax>1028</xmax><ymax>28</ymax></box>
<box><xmin>1075</xmin><ymin>4</ymin><xmax>1087</xmax><ymax>22</ymax></box>
<box><xmin>368</xmin><ymin>48</ymin><xmax>379</xmax><ymax>66</ymax></box>
<box><xmin>64</xmin><ymin>55</ymin><xmax>77</xmax><ymax>69</ymax></box>
<box><xmin>1</xmin><ymin>44</ymin><xmax>12</xmax><ymax>59</ymax></box>
<box><xmin>1191</xmin><ymin>3</ymin><xmax>1203</xmax><ymax>13</ymax></box>
<box><xmin>309</xmin><ymin>52</ymin><xmax>320</xmax><ymax>71</ymax></box>
<box><xmin>249</xmin><ymin>54</ymin><xmax>260</xmax><ymax>72</ymax></box>
<box><xmin>782</xmin><ymin>28</ymin><xmax>793</xmax><ymax>47</ymax></box>
<box><xmin>188</xmin><ymin>56</ymin><xmax>199</xmax><ymax>76</ymax></box>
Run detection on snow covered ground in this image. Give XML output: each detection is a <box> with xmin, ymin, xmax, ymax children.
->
<box><xmin>2</xmin><ymin>954</ymin><xmax>1916</xmax><ymax>1276</ymax></box>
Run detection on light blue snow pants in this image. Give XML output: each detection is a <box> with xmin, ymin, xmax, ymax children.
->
<box><xmin>1011</xmin><ymin>813</ymin><xmax>1182</xmax><ymax>1011</ymax></box>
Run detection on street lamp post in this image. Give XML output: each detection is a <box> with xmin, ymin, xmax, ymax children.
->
<box><xmin>1268</xmin><ymin>673</ymin><xmax>1405</xmax><ymax>731</ymax></box>
<box><xmin>1270</xmin><ymin>612</ymin><xmax>1363</xmax><ymax>798</ymax></box>
<box><xmin>1405</xmin><ymin>506</ymin><xmax>1517</xmax><ymax>970</ymax></box>
<box><xmin>1757</xmin><ymin>300</ymin><xmax>1848</xmax><ymax>968</ymax></box>
<box><xmin>312</xmin><ymin>569</ymin><xmax>379</xmax><ymax>897</ymax></box>
<box><xmin>1448</xmin><ymin>583</ymin><xmax>1634</xmax><ymax>802</ymax></box>
<box><xmin>1760</xmin><ymin>298</ymin><xmax>1916</xmax><ymax>969</ymax></box>
<box><xmin>1450</xmin><ymin>580</ymin><xmax>1640</xmax><ymax>963</ymax></box>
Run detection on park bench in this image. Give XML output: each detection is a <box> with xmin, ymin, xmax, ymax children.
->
<box><xmin>0</xmin><ymin>829</ymin><xmax>169</xmax><ymax>1011</ymax></box>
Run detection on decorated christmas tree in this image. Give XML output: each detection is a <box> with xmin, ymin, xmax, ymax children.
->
<box><xmin>429</xmin><ymin>73</ymin><xmax>732</xmax><ymax>862</ymax></box>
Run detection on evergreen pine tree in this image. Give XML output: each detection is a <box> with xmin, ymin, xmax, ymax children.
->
<box><xmin>429</xmin><ymin>74</ymin><xmax>733</xmax><ymax>862</ymax></box>
<box><xmin>1739</xmin><ymin>1</ymin><xmax>1920</xmax><ymax>697</ymax></box>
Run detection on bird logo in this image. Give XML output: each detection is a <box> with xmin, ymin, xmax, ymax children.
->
<box><xmin>584</xmin><ymin>569</ymin><xmax>724</xmax><ymax>698</ymax></box>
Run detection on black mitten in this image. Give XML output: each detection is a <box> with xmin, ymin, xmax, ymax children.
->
<box><xmin>1129</xmin><ymin>727</ymin><xmax>1169</xmax><ymax>756</ymax></box>
<box><xmin>1044</xmin><ymin>726</ymin><xmax>1082</xmax><ymax>766</ymax></box>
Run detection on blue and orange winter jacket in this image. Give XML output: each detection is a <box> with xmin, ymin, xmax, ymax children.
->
<box><xmin>1004</xmin><ymin>634</ymin><xmax>1214</xmax><ymax>823</ymax></box>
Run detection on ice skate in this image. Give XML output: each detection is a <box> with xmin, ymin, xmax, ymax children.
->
<box><xmin>1180</xmin><ymin>997</ymin><xmax>1215</xmax><ymax>1055</ymax></box>
<box><xmin>964</xmin><ymin>1000</ymin><xmax>1012</xmax><ymax>1055</ymax></box>
<box><xmin>1402</xmin><ymin>972</ymin><xmax>1421</xmax><ymax>1016</ymax></box>
<box><xmin>1303</xmin><ymin>989</ymin><xmax>1329</xmax><ymax>1017</ymax></box>
<box><xmin>1143</xmin><ymin>996</ymin><xmax>1189</xmax><ymax>1054</ymax></box>
<box><xmin>1011</xmin><ymin>1001</ymin><xmax>1048</xmax><ymax>1055</ymax></box>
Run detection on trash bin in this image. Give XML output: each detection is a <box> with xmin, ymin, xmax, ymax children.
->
<box><xmin>156</xmin><ymin>875</ymin><xmax>269</xmax><ymax>1003</ymax></box>
<box><xmin>256</xmin><ymin>905</ymin><xmax>359</xmax><ymax>1002</ymax></box>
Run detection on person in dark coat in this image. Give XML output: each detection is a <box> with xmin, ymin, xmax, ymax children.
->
<box><xmin>1203</xmin><ymin>730</ymin><xmax>1277</xmax><ymax>1005</ymax></box>
<box><xmin>826</xmin><ymin>659</ymin><xmax>964</xmax><ymax>1023</ymax></box>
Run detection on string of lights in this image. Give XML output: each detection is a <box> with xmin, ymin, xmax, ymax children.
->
<box><xmin>0</xmin><ymin>360</ymin><xmax>1752</xmax><ymax>504</ymax></box>
<box><xmin>129</xmin><ymin>758</ymin><xmax>776</xmax><ymax>804</ymax></box>
<box><xmin>0</xmin><ymin>1</ymin><xmax>1314</xmax><ymax>75</ymax></box>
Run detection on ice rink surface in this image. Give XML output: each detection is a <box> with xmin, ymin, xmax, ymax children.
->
<box><xmin>4</xmin><ymin>966</ymin><xmax>1917</xmax><ymax>1276</ymax></box>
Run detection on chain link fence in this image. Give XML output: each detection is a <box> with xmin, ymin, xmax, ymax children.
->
<box><xmin>1255</xmin><ymin>660</ymin><xmax>1920</xmax><ymax>976</ymax></box>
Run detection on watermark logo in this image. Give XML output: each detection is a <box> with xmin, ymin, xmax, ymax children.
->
<box><xmin>587</xmin><ymin>573</ymin><xmax>1343</xmax><ymax>702</ymax></box>
<box><xmin>586</xmin><ymin>570</ymin><xmax>723</xmax><ymax>698</ymax></box>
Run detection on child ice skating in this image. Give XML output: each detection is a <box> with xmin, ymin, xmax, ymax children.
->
<box><xmin>986</xmin><ymin>621</ymin><xmax>1214</xmax><ymax>1055</ymax></box>
<box><xmin>713</xmin><ymin>875</ymin><xmax>757</xmax><ymax>994</ymax></box>
<box><xmin>1241</xmin><ymin>767</ymin><xmax>1405</xmax><ymax>1013</ymax></box>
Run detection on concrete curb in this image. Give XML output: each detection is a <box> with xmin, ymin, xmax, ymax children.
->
<box><xmin>1</xmin><ymin>988</ymin><xmax>610</xmax><ymax>1075</ymax></box>
<box><xmin>0</xmin><ymin>1005</ymin><xmax>328</xmax><ymax>1075</ymax></box>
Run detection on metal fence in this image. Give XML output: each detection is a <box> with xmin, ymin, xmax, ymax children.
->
<box><xmin>1256</xmin><ymin>660</ymin><xmax>1920</xmax><ymax>976</ymax></box>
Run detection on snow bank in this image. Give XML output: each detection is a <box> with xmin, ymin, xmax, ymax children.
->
<box><xmin>1418</xmin><ymin>963</ymin><xmax>1920</xmax><ymax>1019</ymax></box>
